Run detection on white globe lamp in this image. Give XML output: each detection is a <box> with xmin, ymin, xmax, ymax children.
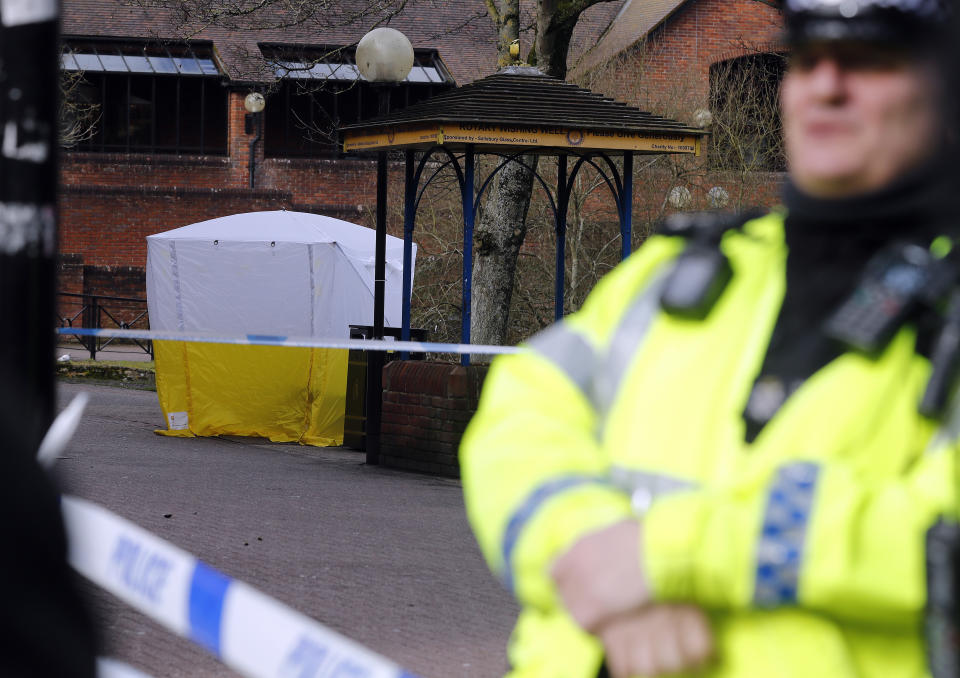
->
<box><xmin>243</xmin><ymin>91</ymin><xmax>265</xmax><ymax>113</ymax></box>
<box><xmin>356</xmin><ymin>27</ymin><xmax>414</xmax><ymax>83</ymax></box>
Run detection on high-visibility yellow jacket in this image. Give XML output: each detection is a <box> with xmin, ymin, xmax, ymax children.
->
<box><xmin>460</xmin><ymin>211</ymin><xmax>958</xmax><ymax>678</ymax></box>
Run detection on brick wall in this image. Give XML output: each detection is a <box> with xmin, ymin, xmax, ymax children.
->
<box><xmin>81</xmin><ymin>265</ymin><xmax>144</xmax><ymax>299</ymax></box>
<box><xmin>61</xmin><ymin>184</ymin><xmax>295</xmax><ymax>269</ymax></box>
<box><xmin>57</xmin><ymin>254</ymin><xmax>85</xmax><ymax>326</ymax></box>
<box><xmin>59</xmin><ymin>89</ymin><xmax>382</xmax><ymax>297</ymax></box>
<box><xmin>593</xmin><ymin>0</ymin><xmax>783</xmax><ymax>117</ymax></box>
<box><xmin>380</xmin><ymin>361</ymin><xmax>488</xmax><ymax>477</ymax></box>
<box><xmin>58</xmin><ymin>4</ymin><xmax>787</xmax><ymax>302</ymax></box>
<box><xmin>58</xmin><ymin>253</ymin><xmax>84</xmax><ymax>295</ymax></box>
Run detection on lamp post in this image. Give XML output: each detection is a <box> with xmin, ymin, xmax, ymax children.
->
<box><xmin>356</xmin><ymin>27</ymin><xmax>413</xmax><ymax>465</ymax></box>
<box><xmin>244</xmin><ymin>91</ymin><xmax>265</xmax><ymax>189</ymax></box>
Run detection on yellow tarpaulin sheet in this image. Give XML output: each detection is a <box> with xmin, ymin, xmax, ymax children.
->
<box><xmin>153</xmin><ymin>340</ymin><xmax>348</xmax><ymax>446</ymax></box>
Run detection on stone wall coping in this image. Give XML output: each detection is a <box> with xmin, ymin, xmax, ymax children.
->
<box><xmin>383</xmin><ymin>360</ymin><xmax>488</xmax><ymax>399</ymax></box>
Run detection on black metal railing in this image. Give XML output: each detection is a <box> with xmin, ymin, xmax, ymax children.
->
<box><xmin>57</xmin><ymin>292</ymin><xmax>152</xmax><ymax>360</ymax></box>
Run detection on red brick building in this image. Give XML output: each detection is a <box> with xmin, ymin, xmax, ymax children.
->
<box><xmin>574</xmin><ymin>0</ymin><xmax>783</xmax><ymax>101</ymax></box>
<box><xmin>59</xmin><ymin>0</ymin><xmax>785</xmax><ymax>302</ymax></box>
<box><xmin>569</xmin><ymin>0</ymin><xmax>787</xmax><ymax>224</ymax></box>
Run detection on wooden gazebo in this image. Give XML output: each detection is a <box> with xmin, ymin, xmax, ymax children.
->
<box><xmin>341</xmin><ymin>66</ymin><xmax>705</xmax><ymax>365</ymax></box>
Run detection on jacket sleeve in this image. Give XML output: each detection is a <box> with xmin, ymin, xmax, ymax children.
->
<box><xmin>644</xmin><ymin>419</ymin><xmax>957</xmax><ymax>628</ymax></box>
<box><xmin>459</xmin><ymin>236</ymin><xmax>684</xmax><ymax>612</ymax></box>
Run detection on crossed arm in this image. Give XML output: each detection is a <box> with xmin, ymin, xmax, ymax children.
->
<box><xmin>551</xmin><ymin>519</ymin><xmax>713</xmax><ymax>678</ymax></box>
<box><xmin>549</xmin><ymin>438</ymin><xmax>955</xmax><ymax>677</ymax></box>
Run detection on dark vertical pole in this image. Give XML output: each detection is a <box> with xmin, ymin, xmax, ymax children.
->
<box><xmin>125</xmin><ymin>75</ymin><xmax>131</xmax><ymax>153</ymax></box>
<box><xmin>0</xmin><ymin>0</ymin><xmax>60</xmax><ymax>453</ymax></box>
<box><xmin>621</xmin><ymin>151</ymin><xmax>634</xmax><ymax>261</ymax></box>
<box><xmin>199</xmin><ymin>77</ymin><xmax>206</xmax><ymax>154</ymax></box>
<box><xmin>175</xmin><ymin>77</ymin><xmax>181</xmax><ymax>152</ymax></box>
<box><xmin>401</xmin><ymin>149</ymin><xmax>415</xmax><ymax>360</ymax></box>
<box><xmin>309</xmin><ymin>88</ymin><xmax>315</xmax><ymax>139</ymax></box>
<box><xmin>373</xmin><ymin>88</ymin><xmax>390</xmax><ymax>340</ymax></box>
<box><xmin>100</xmin><ymin>77</ymin><xmax>106</xmax><ymax>151</ymax></box>
<box><xmin>555</xmin><ymin>154</ymin><xmax>569</xmax><ymax>322</ymax></box>
<box><xmin>284</xmin><ymin>83</ymin><xmax>290</xmax><ymax>151</ymax></box>
<box><xmin>248</xmin><ymin>110</ymin><xmax>261</xmax><ymax>190</ymax></box>
<box><xmin>461</xmin><ymin>144</ymin><xmax>475</xmax><ymax>367</ymax></box>
<box><xmin>83</xmin><ymin>295</ymin><xmax>95</xmax><ymax>358</ymax></box>
<box><xmin>366</xmin><ymin>85</ymin><xmax>390</xmax><ymax>465</ymax></box>
<box><xmin>90</xmin><ymin>297</ymin><xmax>98</xmax><ymax>361</ymax></box>
<box><xmin>150</xmin><ymin>77</ymin><xmax>156</xmax><ymax>151</ymax></box>
<box><xmin>331</xmin><ymin>87</ymin><xmax>340</xmax><ymax>156</ymax></box>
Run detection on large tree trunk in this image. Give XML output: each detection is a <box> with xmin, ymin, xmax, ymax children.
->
<box><xmin>472</xmin><ymin>0</ymin><xmax>526</xmax><ymax>347</ymax></box>
<box><xmin>472</xmin><ymin>0</ymin><xmax>612</xmax><ymax>346</ymax></box>
<box><xmin>471</xmin><ymin>156</ymin><xmax>537</xmax><ymax>345</ymax></box>
<box><xmin>536</xmin><ymin>0</ymin><xmax>586</xmax><ymax>80</ymax></box>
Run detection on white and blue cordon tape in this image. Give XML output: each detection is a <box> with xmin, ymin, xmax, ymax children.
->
<box><xmin>57</xmin><ymin>327</ymin><xmax>525</xmax><ymax>357</ymax></box>
<box><xmin>63</xmin><ymin>496</ymin><xmax>420</xmax><ymax>678</ymax></box>
<box><xmin>54</xmin><ymin>326</ymin><xmax>509</xmax><ymax>677</ymax></box>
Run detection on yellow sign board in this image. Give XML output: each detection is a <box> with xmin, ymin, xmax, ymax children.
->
<box><xmin>342</xmin><ymin>126</ymin><xmax>442</xmax><ymax>151</ymax></box>
<box><xmin>343</xmin><ymin>123</ymin><xmax>700</xmax><ymax>155</ymax></box>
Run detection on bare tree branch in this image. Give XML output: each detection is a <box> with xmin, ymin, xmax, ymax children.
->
<box><xmin>59</xmin><ymin>67</ymin><xmax>101</xmax><ymax>148</ymax></box>
<box><xmin>426</xmin><ymin>8</ymin><xmax>489</xmax><ymax>41</ymax></box>
<box><xmin>129</xmin><ymin>0</ymin><xmax>412</xmax><ymax>34</ymax></box>
<box><xmin>484</xmin><ymin>0</ymin><xmax>502</xmax><ymax>24</ymax></box>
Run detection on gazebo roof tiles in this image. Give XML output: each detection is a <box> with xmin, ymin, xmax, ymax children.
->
<box><xmin>341</xmin><ymin>67</ymin><xmax>703</xmax><ymax>136</ymax></box>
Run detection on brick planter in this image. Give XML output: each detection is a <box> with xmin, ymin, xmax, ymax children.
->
<box><xmin>380</xmin><ymin>361</ymin><xmax>488</xmax><ymax>477</ymax></box>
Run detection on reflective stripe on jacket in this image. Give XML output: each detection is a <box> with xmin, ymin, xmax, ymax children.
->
<box><xmin>459</xmin><ymin>211</ymin><xmax>957</xmax><ymax>678</ymax></box>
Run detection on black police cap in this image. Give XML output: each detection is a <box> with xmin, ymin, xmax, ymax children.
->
<box><xmin>784</xmin><ymin>0</ymin><xmax>951</xmax><ymax>46</ymax></box>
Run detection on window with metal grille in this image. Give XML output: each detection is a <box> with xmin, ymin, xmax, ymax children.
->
<box><xmin>60</xmin><ymin>40</ymin><xmax>227</xmax><ymax>155</ymax></box>
<box><xmin>260</xmin><ymin>44</ymin><xmax>455</xmax><ymax>158</ymax></box>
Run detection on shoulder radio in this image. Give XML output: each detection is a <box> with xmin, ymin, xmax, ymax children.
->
<box><xmin>657</xmin><ymin>210</ymin><xmax>763</xmax><ymax>320</ymax></box>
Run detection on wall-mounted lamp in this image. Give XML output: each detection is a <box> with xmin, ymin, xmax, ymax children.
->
<box><xmin>243</xmin><ymin>91</ymin><xmax>265</xmax><ymax>134</ymax></box>
<box><xmin>243</xmin><ymin>91</ymin><xmax>265</xmax><ymax>189</ymax></box>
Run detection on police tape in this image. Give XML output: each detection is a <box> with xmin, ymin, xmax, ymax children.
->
<box><xmin>62</xmin><ymin>496</ymin><xmax>420</xmax><ymax>678</ymax></box>
<box><xmin>57</xmin><ymin>327</ymin><xmax>524</xmax><ymax>357</ymax></box>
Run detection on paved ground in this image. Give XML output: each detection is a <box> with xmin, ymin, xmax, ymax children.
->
<box><xmin>56</xmin><ymin>382</ymin><xmax>517</xmax><ymax>678</ymax></box>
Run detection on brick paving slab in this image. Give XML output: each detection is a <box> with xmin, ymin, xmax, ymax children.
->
<box><xmin>56</xmin><ymin>382</ymin><xmax>518</xmax><ymax>678</ymax></box>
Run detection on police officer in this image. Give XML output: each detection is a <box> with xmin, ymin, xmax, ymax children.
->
<box><xmin>460</xmin><ymin>1</ymin><xmax>958</xmax><ymax>676</ymax></box>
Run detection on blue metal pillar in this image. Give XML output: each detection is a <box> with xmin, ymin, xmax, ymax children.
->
<box><xmin>555</xmin><ymin>154</ymin><xmax>569</xmax><ymax>322</ymax></box>
<box><xmin>621</xmin><ymin>151</ymin><xmax>634</xmax><ymax>261</ymax></box>
<box><xmin>401</xmin><ymin>150</ymin><xmax>416</xmax><ymax>360</ymax></box>
<box><xmin>461</xmin><ymin>145</ymin><xmax>476</xmax><ymax>366</ymax></box>
<box><xmin>366</xmin><ymin>142</ymin><xmax>389</xmax><ymax>465</ymax></box>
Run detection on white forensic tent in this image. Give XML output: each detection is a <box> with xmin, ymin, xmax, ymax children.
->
<box><xmin>146</xmin><ymin>210</ymin><xmax>415</xmax><ymax>446</ymax></box>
